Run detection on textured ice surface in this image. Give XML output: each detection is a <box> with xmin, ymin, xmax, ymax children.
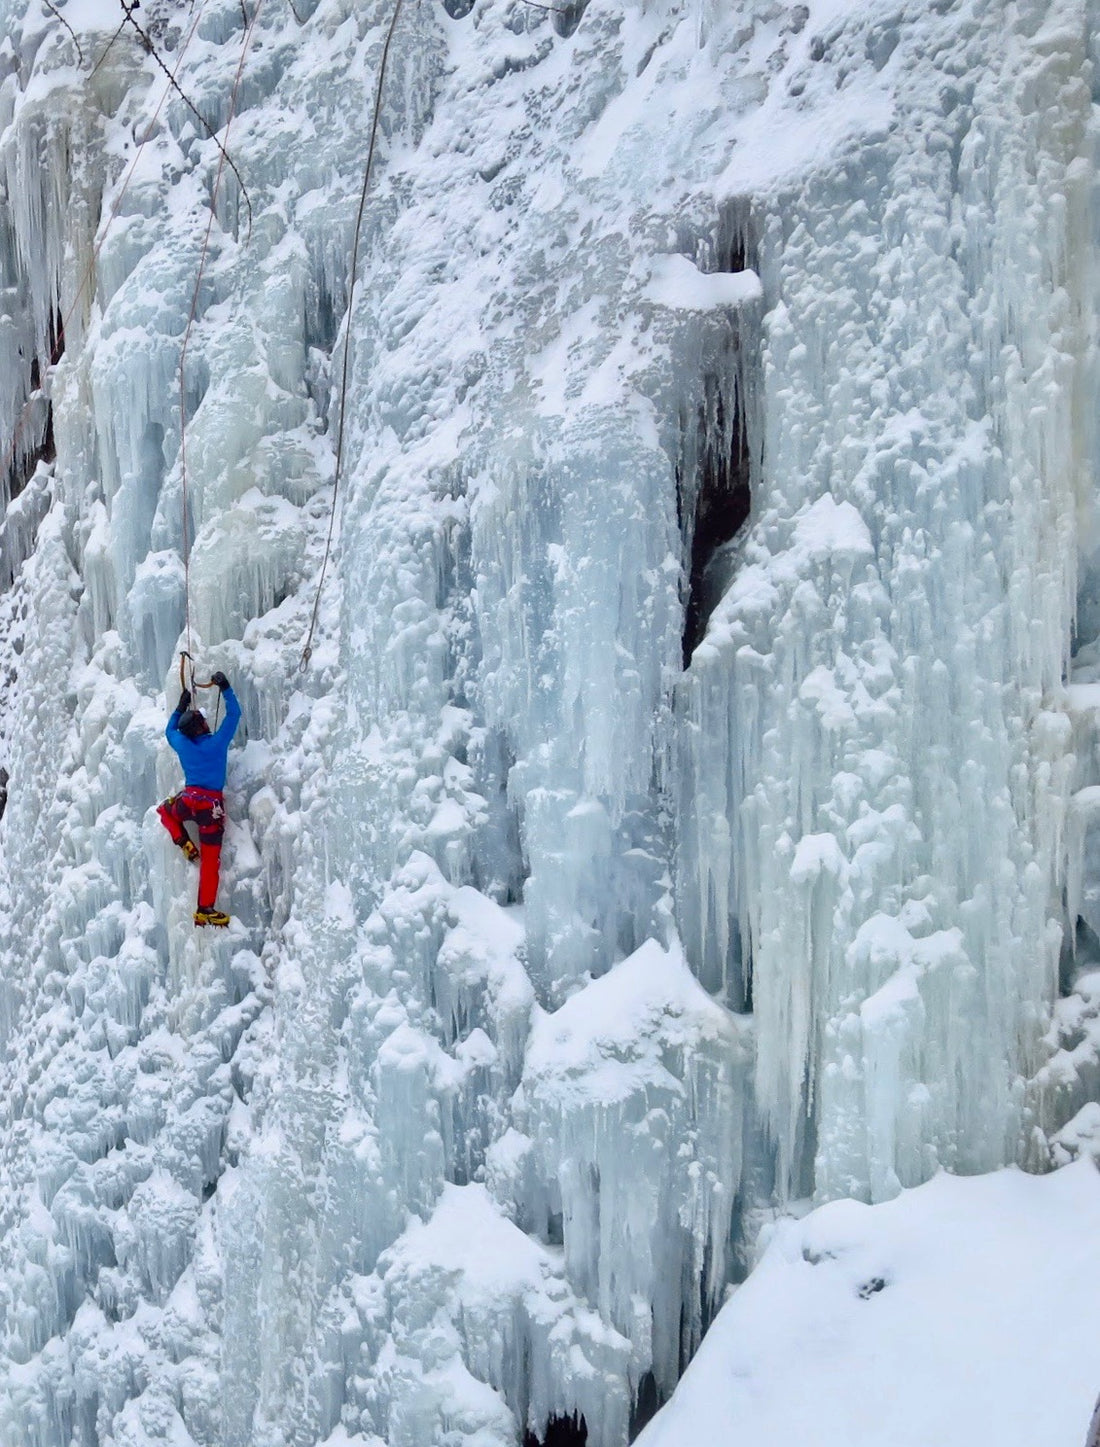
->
<box><xmin>0</xmin><ymin>0</ymin><xmax>1096</xmax><ymax>1442</ymax></box>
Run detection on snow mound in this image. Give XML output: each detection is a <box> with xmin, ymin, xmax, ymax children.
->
<box><xmin>639</xmin><ymin>1161</ymin><xmax>1100</xmax><ymax>1447</ymax></box>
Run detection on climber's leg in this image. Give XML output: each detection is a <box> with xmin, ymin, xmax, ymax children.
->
<box><xmin>158</xmin><ymin>794</ymin><xmax>200</xmax><ymax>861</ymax></box>
<box><xmin>192</xmin><ymin>790</ymin><xmax>229</xmax><ymax>926</ymax></box>
<box><xmin>197</xmin><ymin>842</ymin><xmax>222</xmax><ymax>912</ymax></box>
<box><xmin>157</xmin><ymin>795</ymin><xmax>190</xmax><ymax>848</ymax></box>
<box><xmin>194</xmin><ymin>843</ymin><xmax>229</xmax><ymax>926</ymax></box>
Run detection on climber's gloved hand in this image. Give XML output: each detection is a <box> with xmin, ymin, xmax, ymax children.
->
<box><xmin>178</xmin><ymin>688</ymin><xmax>192</xmax><ymax>711</ymax></box>
<box><xmin>210</xmin><ymin>671</ymin><xmax>230</xmax><ymax>692</ymax></box>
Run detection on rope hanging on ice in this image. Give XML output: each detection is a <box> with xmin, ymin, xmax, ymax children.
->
<box><xmin>1</xmin><ymin>1</ymin><xmax>209</xmax><ymax>491</ymax></box>
<box><xmin>87</xmin><ymin>11</ymin><xmax>130</xmax><ymax>80</ymax></box>
<box><xmin>178</xmin><ymin>0</ymin><xmax>263</xmax><ymax>661</ymax></box>
<box><xmin>119</xmin><ymin>0</ymin><xmax>254</xmax><ymax>238</ymax></box>
<box><xmin>516</xmin><ymin>1</ymin><xmax>575</xmax><ymax>15</ymax></box>
<box><xmin>298</xmin><ymin>0</ymin><xmax>406</xmax><ymax>672</ymax></box>
<box><xmin>42</xmin><ymin>0</ymin><xmax>84</xmax><ymax>64</ymax></box>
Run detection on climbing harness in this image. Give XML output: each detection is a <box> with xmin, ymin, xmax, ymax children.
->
<box><xmin>298</xmin><ymin>0</ymin><xmax>406</xmax><ymax>672</ymax></box>
<box><xmin>178</xmin><ymin>0</ymin><xmax>263</xmax><ymax>662</ymax></box>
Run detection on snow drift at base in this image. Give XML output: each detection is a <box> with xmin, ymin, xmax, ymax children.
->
<box><xmin>639</xmin><ymin>1161</ymin><xmax>1100</xmax><ymax>1447</ymax></box>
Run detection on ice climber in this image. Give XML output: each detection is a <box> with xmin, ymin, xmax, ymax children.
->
<box><xmin>156</xmin><ymin>671</ymin><xmax>241</xmax><ymax>928</ymax></box>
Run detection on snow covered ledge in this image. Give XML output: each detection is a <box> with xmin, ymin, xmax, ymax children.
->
<box><xmin>637</xmin><ymin>1161</ymin><xmax>1100</xmax><ymax>1447</ymax></box>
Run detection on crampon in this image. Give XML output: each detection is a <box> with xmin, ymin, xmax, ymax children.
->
<box><xmin>193</xmin><ymin>907</ymin><xmax>230</xmax><ymax>928</ymax></box>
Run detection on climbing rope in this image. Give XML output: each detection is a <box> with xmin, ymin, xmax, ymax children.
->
<box><xmin>120</xmin><ymin>0</ymin><xmax>254</xmax><ymax>238</ymax></box>
<box><xmin>43</xmin><ymin>0</ymin><xmax>84</xmax><ymax>64</ymax></box>
<box><xmin>87</xmin><ymin>11</ymin><xmax>130</xmax><ymax>81</ymax></box>
<box><xmin>298</xmin><ymin>0</ymin><xmax>406</xmax><ymax>672</ymax></box>
<box><xmin>179</xmin><ymin>0</ymin><xmax>263</xmax><ymax>663</ymax></box>
<box><xmin>295</xmin><ymin>0</ymin><xmax>576</xmax><ymax>672</ymax></box>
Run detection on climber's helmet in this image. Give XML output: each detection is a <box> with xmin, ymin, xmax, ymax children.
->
<box><xmin>179</xmin><ymin>708</ymin><xmax>211</xmax><ymax>740</ymax></box>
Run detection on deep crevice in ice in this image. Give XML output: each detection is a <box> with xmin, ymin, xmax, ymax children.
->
<box><xmin>630</xmin><ymin>1372</ymin><xmax>661</xmax><ymax>1439</ymax></box>
<box><xmin>470</xmin><ymin>726</ymin><xmax>527</xmax><ymax>904</ymax></box>
<box><xmin>6</xmin><ymin>305</ymin><xmax>61</xmax><ymax>504</ymax></box>
<box><xmin>4</xmin><ymin>386</ymin><xmax>50</xmax><ymax>502</ymax></box>
<box><xmin>697</xmin><ymin>198</ymin><xmax>759</xmax><ymax>277</ymax></box>
<box><xmin>550</xmin><ymin>1</ymin><xmax>589</xmax><ymax>39</ymax></box>
<box><xmin>525</xmin><ymin>1413</ymin><xmax>588</xmax><ymax>1447</ymax></box>
<box><xmin>675</xmin><ymin>200</ymin><xmax>760</xmax><ymax>666</ymax></box>
<box><xmin>679</xmin><ymin>379</ymin><xmax>751</xmax><ymax>666</ymax></box>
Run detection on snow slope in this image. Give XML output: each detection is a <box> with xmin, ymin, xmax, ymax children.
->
<box><xmin>639</xmin><ymin>1161</ymin><xmax>1100</xmax><ymax>1447</ymax></box>
<box><xmin>0</xmin><ymin>0</ymin><xmax>1096</xmax><ymax>1442</ymax></box>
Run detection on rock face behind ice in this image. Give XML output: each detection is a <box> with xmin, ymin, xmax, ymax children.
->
<box><xmin>0</xmin><ymin>0</ymin><xmax>1096</xmax><ymax>1443</ymax></box>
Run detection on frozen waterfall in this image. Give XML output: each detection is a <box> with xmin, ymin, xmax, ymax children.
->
<box><xmin>0</xmin><ymin>0</ymin><xmax>1097</xmax><ymax>1443</ymax></box>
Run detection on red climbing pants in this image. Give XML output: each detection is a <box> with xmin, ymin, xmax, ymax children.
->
<box><xmin>157</xmin><ymin>786</ymin><xmax>225</xmax><ymax>910</ymax></box>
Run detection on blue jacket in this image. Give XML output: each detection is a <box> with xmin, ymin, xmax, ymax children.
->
<box><xmin>166</xmin><ymin>687</ymin><xmax>242</xmax><ymax>791</ymax></box>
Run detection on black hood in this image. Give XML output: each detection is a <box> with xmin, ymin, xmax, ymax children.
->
<box><xmin>178</xmin><ymin>709</ymin><xmax>210</xmax><ymax>740</ymax></box>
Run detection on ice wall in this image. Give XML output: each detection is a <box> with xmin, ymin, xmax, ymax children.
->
<box><xmin>0</xmin><ymin>0</ymin><xmax>1095</xmax><ymax>1444</ymax></box>
<box><xmin>677</xmin><ymin>0</ymin><xmax>1096</xmax><ymax>1201</ymax></box>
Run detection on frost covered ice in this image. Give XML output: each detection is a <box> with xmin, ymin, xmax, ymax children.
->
<box><xmin>0</xmin><ymin>0</ymin><xmax>1097</xmax><ymax>1442</ymax></box>
<box><xmin>675</xmin><ymin>0</ymin><xmax>1095</xmax><ymax>1204</ymax></box>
